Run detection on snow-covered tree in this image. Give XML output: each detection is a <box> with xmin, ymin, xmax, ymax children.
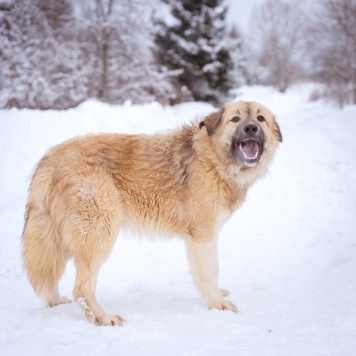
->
<box><xmin>78</xmin><ymin>0</ymin><xmax>173</xmax><ymax>105</ymax></box>
<box><xmin>0</xmin><ymin>0</ymin><xmax>88</xmax><ymax>109</ymax></box>
<box><xmin>0</xmin><ymin>0</ymin><xmax>169</xmax><ymax>109</ymax></box>
<box><xmin>307</xmin><ymin>0</ymin><xmax>356</xmax><ymax>106</ymax></box>
<box><xmin>226</xmin><ymin>25</ymin><xmax>249</xmax><ymax>89</ymax></box>
<box><xmin>250</xmin><ymin>0</ymin><xmax>306</xmax><ymax>93</ymax></box>
<box><xmin>154</xmin><ymin>0</ymin><xmax>243</xmax><ymax>105</ymax></box>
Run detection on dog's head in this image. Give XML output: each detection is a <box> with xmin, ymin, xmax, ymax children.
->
<box><xmin>199</xmin><ymin>101</ymin><xmax>282</xmax><ymax>168</ymax></box>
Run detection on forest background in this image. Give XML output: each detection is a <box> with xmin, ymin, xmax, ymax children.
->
<box><xmin>1</xmin><ymin>0</ymin><xmax>355</xmax><ymax>110</ymax></box>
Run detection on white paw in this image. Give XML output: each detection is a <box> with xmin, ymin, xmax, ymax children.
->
<box><xmin>48</xmin><ymin>296</ymin><xmax>72</xmax><ymax>307</ymax></box>
<box><xmin>209</xmin><ymin>299</ymin><xmax>238</xmax><ymax>313</ymax></box>
<box><xmin>95</xmin><ymin>314</ymin><xmax>126</xmax><ymax>326</ymax></box>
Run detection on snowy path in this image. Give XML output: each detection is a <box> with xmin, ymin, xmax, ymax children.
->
<box><xmin>0</xmin><ymin>85</ymin><xmax>355</xmax><ymax>355</ymax></box>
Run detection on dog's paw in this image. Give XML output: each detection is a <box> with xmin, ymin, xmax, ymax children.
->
<box><xmin>209</xmin><ymin>299</ymin><xmax>238</xmax><ymax>313</ymax></box>
<box><xmin>219</xmin><ymin>288</ymin><xmax>229</xmax><ymax>297</ymax></box>
<box><xmin>95</xmin><ymin>314</ymin><xmax>126</xmax><ymax>326</ymax></box>
<box><xmin>48</xmin><ymin>296</ymin><xmax>72</xmax><ymax>307</ymax></box>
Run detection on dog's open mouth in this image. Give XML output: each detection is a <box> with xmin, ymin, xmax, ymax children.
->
<box><xmin>235</xmin><ymin>139</ymin><xmax>262</xmax><ymax>164</ymax></box>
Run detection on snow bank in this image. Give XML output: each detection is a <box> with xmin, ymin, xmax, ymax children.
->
<box><xmin>0</xmin><ymin>85</ymin><xmax>355</xmax><ymax>355</ymax></box>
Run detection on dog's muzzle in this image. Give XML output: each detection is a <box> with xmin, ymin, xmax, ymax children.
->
<box><xmin>232</xmin><ymin>123</ymin><xmax>264</xmax><ymax>166</ymax></box>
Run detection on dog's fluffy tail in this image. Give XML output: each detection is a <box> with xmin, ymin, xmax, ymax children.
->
<box><xmin>22</xmin><ymin>169</ymin><xmax>69</xmax><ymax>307</ymax></box>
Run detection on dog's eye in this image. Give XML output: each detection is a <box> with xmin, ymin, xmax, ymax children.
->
<box><xmin>257</xmin><ymin>115</ymin><xmax>265</xmax><ymax>122</ymax></box>
<box><xmin>231</xmin><ymin>117</ymin><xmax>240</xmax><ymax>123</ymax></box>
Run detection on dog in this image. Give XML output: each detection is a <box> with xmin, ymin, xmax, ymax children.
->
<box><xmin>22</xmin><ymin>101</ymin><xmax>282</xmax><ymax>326</ymax></box>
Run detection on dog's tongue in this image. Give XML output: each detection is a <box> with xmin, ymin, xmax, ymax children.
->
<box><xmin>241</xmin><ymin>140</ymin><xmax>260</xmax><ymax>159</ymax></box>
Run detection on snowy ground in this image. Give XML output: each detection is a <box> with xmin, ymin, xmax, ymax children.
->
<box><xmin>1</xmin><ymin>85</ymin><xmax>355</xmax><ymax>355</ymax></box>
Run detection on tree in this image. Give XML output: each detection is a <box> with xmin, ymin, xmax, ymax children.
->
<box><xmin>78</xmin><ymin>0</ymin><xmax>171</xmax><ymax>104</ymax></box>
<box><xmin>154</xmin><ymin>0</ymin><xmax>241</xmax><ymax>105</ymax></box>
<box><xmin>308</xmin><ymin>0</ymin><xmax>356</xmax><ymax>106</ymax></box>
<box><xmin>0</xmin><ymin>0</ymin><xmax>169</xmax><ymax>108</ymax></box>
<box><xmin>36</xmin><ymin>0</ymin><xmax>72</xmax><ymax>37</ymax></box>
<box><xmin>0</xmin><ymin>0</ymin><xmax>88</xmax><ymax>109</ymax></box>
<box><xmin>227</xmin><ymin>25</ymin><xmax>249</xmax><ymax>88</ymax></box>
<box><xmin>250</xmin><ymin>0</ymin><xmax>306</xmax><ymax>93</ymax></box>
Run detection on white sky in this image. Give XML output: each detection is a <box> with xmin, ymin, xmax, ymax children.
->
<box><xmin>225</xmin><ymin>0</ymin><xmax>266</xmax><ymax>33</ymax></box>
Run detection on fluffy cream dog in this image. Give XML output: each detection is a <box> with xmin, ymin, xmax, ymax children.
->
<box><xmin>23</xmin><ymin>101</ymin><xmax>282</xmax><ymax>325</ymax></box>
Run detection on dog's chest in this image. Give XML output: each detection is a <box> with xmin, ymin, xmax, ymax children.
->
<box><xmin>217</xmin><ymin>206</ymin><xmax>232</xmax><ymax>227</ymax></box>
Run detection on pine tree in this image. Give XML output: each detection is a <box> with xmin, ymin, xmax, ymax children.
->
<box><xmin>154</xmin><ymin>0</ymin><xmax>242</xmax><ymax>105</ymax></box>
<box><xmin>227</xmin><ymin>25</ymin><xmax>249</xmax><ymax>88</ymax></box>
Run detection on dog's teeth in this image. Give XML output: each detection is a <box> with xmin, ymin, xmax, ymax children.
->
<box><xmin>243</xmin><ymin>151</ymin><xmax>259</xmax><ymax>160</ymax></box>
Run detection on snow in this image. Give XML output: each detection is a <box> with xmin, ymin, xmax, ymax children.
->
<box><xmin>1</xmin><ymin>84</ymin><xmax>356</xmax><ymax>355</ymax></box>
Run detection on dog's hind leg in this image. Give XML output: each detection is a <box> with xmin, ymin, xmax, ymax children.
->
<box><xmin>72</xmin><ymin>213</ymin><xmax>124</xmax><ymax>326</ymax></box>
<box><xmin>185</xmin><ymin>237</ymin><xmax>238</xmax><ymax>313</ymax></box>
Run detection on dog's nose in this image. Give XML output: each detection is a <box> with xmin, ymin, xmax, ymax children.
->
<box><xmin>243</xmin><ymin>123</ymin><xmax>259</xmax><ymax>136</ymax></box>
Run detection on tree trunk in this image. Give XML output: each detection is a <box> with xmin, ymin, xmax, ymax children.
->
<box><xmin>98</xmin><ymin>40</ymin><xmax>108</xmax><ymax>100</ymax></box>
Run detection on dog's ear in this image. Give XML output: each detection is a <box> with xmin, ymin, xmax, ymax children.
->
<box><xmin>199</xmin><ymin>108</ymin><xmax>224</xmax><ymax>136</ymax></box>
<box><xmin>273</xmin><ymin>118</ymin><xmax>283</xmax><ymax>142</ymax></box>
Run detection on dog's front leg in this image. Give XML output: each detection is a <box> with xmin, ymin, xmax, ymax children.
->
<box><xmin>185</xmin><ymin>238</ymin><xmax>238</xmax><ymax>313</ymax></box>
